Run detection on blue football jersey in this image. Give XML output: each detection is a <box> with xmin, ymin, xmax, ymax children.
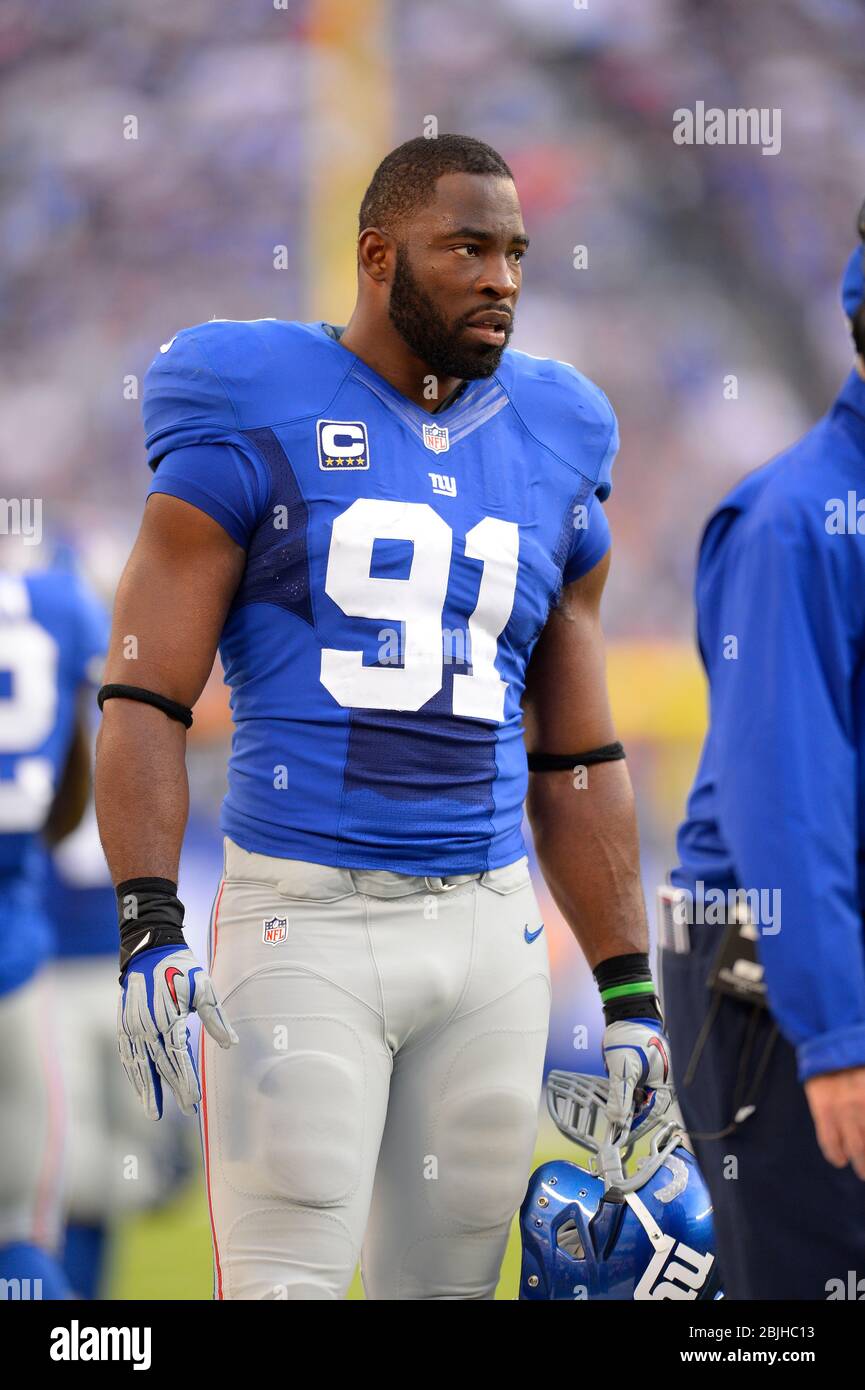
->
<box><xmin>0</xmin><ymin>569</ymin><xmax>108</xmax><ymax>992</ymax></box>
<box><xmin>46</xmin><ymin>803</ymin><xmax>117</xmax><ymax>959</ymax></box>
<box><xmin>145</xmin><ymin>319</ymin><xmax>617</xmax><ymax>874</ymax></box>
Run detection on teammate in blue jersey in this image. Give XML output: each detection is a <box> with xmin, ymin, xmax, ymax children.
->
<box><xmin>96</xmin><ymin>135</ymin><xmax>671</xmax><ymax>1299</ymax></box>
<box><xmin>47</xmin><ymin>783</ymin><xmax>192</xmax><ymax>1298</ymax></box>
<box><xmin>0</xmin><ymin>561</ymin><xmax>106</xmax><ymax>1299</ymax></box>
<box><xmin>661</xmin><ymin>216</ymin><xmax>865</xmax><ymax>1299</ymax></box>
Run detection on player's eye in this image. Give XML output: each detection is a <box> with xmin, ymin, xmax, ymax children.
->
<box><xmin>509</xmin><ymin>248</ymin><xmax>526</xmax><ymax>264</ymax></box>
<box><xmin>453</xmin><ymin>244</ymin><xmax>481</xmax><ymax>258</ymax></box>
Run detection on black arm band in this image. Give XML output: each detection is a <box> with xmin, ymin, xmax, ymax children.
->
<box><xmin>117</xmin><ymin>876</ymin><xmax>187</xmax><ymax>980</ymax></box>
<box><xmin>98</xmin><ymin>684</ymin><xmax>193</xmax><ymax>729</ymax></box>
<box><xmin>527</xmin><ymin>741</ymin><xmax>625</xmax><ymax>772</ymax></box>
<box><xmin>593</xmin><ymin>951</ymin><xmax>662</xmax><ymax>1025</ymax></box>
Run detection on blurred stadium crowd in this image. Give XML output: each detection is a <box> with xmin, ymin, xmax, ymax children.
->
<box><xmin>3</xmin><ymin>0</ymin><xmax>863</xmax><ymax>628</ymax></box>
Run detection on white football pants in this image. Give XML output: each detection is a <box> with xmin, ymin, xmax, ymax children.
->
<box><xmin>49</xmin><ymin>955</ymin><xmax>192</xmax><ymax>1222</ymax></box>
<box><xmin>200</xmin><ymin>837</ymin><xmax>551</xmax><ymax>1300</ymax></box>
<box><xmin>0</xmin><ymin>971</ymin><xmax>65</xmax><ymax>1250</ymax></box>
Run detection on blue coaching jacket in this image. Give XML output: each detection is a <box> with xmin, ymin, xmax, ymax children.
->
<box><xmin>674</xmin><ymin>369</ymin><xmax>865</xmax><ymax>1081</ymax></box>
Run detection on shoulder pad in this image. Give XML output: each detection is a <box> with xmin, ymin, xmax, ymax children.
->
<box><xmin>495</xmin><ymin>349</ymin><xmax>619</xmax><ymax>499</ymax></box>
<box><xmin>142</xmin><ymin>319</ymin><xmax>352</xmax><ymax>470</ymax></box>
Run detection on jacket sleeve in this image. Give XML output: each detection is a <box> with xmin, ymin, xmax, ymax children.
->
<box><xmin>709</xmin><ymin>500</ymin><xmax>865</xmax><ymax>1079</ymax></box>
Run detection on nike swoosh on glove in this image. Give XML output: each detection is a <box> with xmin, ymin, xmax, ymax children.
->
<box><xmin>602</xmin><ymin>1017</ymin><xmax>673</xmax><ymax>1134</ymax></box>
<box><xmin>118</xmin><ymin>945</ymin><xmax>237</xmax><ymax>1120</ymax></box>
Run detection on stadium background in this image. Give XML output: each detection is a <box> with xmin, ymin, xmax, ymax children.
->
<box><xmin>2</xmin><ymin>0</ymin><xmax>863</xmax><ymax>1297</ymax></box>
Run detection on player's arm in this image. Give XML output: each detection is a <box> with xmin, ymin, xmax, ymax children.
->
<box><xmin>95</xmin><ymin>493</ymin><xmax>245</xmax><ymax>881</ymax></box>
<box><xmin>523</xmin><ymin>550</ymin><xmax>647</xmax><ymax>963</ymax></box>
<box><xmin>95</xmin><ymin>492</ymin><xmax>245</xmax><ymax>1119</ymax></box>
<box><xmin>523</xmin><ymin>551</ymin><xmax>668</xmax><ymax>1128</ymax></box>
<box><xmin>43</xmin><ymin>694</ymin><xmax>91</xmax><ymax>847</ymax></box>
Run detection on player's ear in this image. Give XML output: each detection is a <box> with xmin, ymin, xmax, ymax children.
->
<box><xmin>357</xmin><ymin>227</ymin><xmax>393</xmax><ymax>284</ymax></box>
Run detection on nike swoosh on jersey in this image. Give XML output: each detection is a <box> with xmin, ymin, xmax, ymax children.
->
<box><xmin>524</xmin><ymin>924</ymin><xmax>544</xmax><ymax>943</ymax></box>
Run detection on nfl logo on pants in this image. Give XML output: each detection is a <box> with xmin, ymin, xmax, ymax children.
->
<box><xmin>262</xmin><ymin>916</ymin><xmax>288</xmax><ymax>945</ymax></box>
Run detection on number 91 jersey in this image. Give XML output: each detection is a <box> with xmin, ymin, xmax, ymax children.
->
<box><xmin>144</xmin><ymin>319</ymin><xmax>618</xmax><ymax>875</ymax></box>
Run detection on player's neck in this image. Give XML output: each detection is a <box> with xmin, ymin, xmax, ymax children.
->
<box><xmin>338</xmin><ymin>315</ymin><xmax>462</xmax><ymax>413</ymax></box>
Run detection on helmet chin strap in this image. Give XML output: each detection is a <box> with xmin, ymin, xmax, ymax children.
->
<box><xmin>624</xmin><ymin>1189</ymin><xmax>667</xmax><ymax>1249</ymax></box>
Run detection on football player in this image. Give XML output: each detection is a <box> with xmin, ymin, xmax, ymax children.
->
<box><xmin>47</xmin><ymin>789</ymin><xmax>193</xmax><ymax>1298</ymax></box>
<box><xmin>0</xmin><ymin>557</ymin><xmax>106</xmax><ymax>1298</ymax></box>
<box><xmin>96</xmin><ymin>134</ymin><xmax>670</xmax><ymax>1300</ymax></box>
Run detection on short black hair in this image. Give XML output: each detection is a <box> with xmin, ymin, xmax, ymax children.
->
<box><xmin>359</xmin><ymin>134</ymin><xmax>513</xmax><ymax>237</ymax></box>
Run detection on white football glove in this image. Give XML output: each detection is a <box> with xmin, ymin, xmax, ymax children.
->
<box><xmin>118</xmin><ymin>944</ymin><xmax>237</xmax><ymax>1120</ymax></box>
<box><xmin>602</xmin><ymin>1018</ymin><xmax>673</xmax><ymax>1134</ymax></box>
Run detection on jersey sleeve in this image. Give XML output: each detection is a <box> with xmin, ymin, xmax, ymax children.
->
<box><xmin>142</xmin><ymin>328</ymin><xmax>239</xmax><ymax>469</ymax></box>
<box><xmin>142</xmin><ymin>327</ymin><xmax>271</xmax><ymax>547</ymax></box>
<box><xmin>561</xmin><ymin>498</ymin><xmax>611</xmax><ymax>584</ymax></box>
<box><xmin>147</xmin><ymin>442</ymin><xmax>270</xmax><ymax>549</ymax></box>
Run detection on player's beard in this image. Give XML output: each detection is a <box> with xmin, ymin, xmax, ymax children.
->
<box><xmin>388</xmin><ymin>245</ymin><xmax>512</xmax><ymax>381</ymax></box>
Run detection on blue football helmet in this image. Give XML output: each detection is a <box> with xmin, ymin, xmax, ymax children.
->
<box><xmin>519</xmin><ymin>1070</ymin><xmax>723</xmax><ymax>1300</ymax></box>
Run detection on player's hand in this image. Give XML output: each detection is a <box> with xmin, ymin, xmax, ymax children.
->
<box><xmin>117</xmin><ymin>944</ymin><xmax>237</xmax><ymax>1121</ymax></box>
<box><xmin>602</xmin><ymin>1018</ymin><xmax>673</xmax><ymax>1133</ymax></box>
<box><xmin>804</xmin><ymin>1067</ymin><xmax>865</xmax><ymax>1181</ymax></box>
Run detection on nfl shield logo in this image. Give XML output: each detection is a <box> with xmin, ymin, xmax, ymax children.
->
<box><xmin>262</xmin><ymin>916</ymin><xmax>288</xmax><ymax>946</ymax></box>
<box><xmin>422</xmin><ymin>422</ymin><xmax>450</xmax><ymax>453</ymax></box>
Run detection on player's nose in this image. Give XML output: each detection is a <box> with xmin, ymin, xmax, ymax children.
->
<box><xmin>476</xmin><ymin>254</ymin><xmax>519</xmax><ymax>299</ymax></box>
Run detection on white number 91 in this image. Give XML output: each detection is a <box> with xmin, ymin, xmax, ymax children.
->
<box><xmin>321</xmin><ymin>498</ymin><xmax>518</xmax><ymax>722</ymax></box>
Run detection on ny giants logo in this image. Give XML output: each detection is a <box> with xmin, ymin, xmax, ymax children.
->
<box><xmin>633</xmin><ymin>1238</ymin><xmax>715</xmax><ymax>1300</ymax></box>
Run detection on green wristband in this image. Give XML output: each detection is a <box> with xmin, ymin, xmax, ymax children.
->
<box><xmin>599</xmin><ymin>980</ymin><xmax>656</xmax><ymax>1003</ymax></box>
